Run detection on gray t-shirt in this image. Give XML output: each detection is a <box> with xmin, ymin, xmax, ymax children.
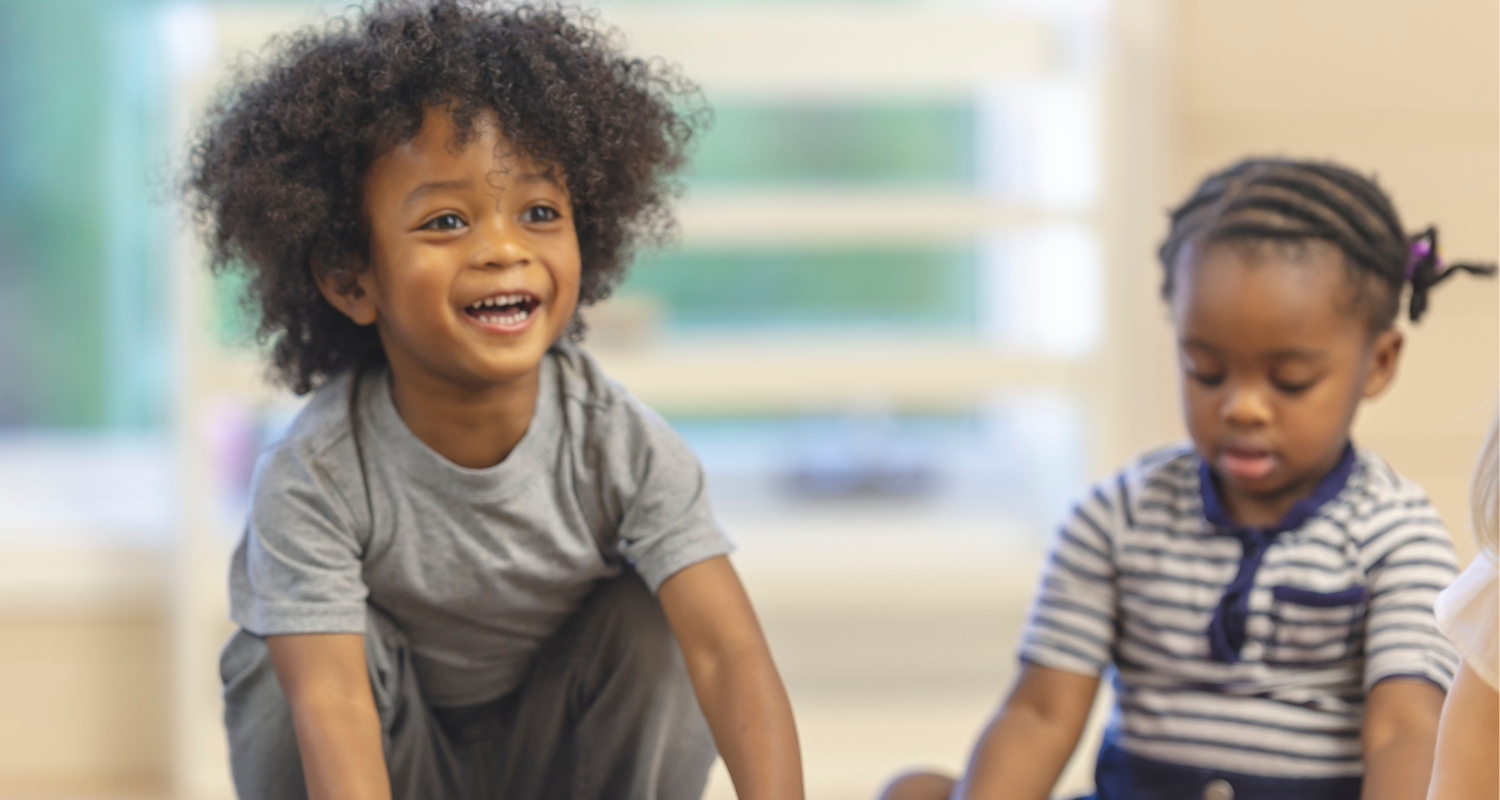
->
<box><xmin>228</xmin><ymin>344</ymin><xmax>733</xmax><ymax>707</ymax></box>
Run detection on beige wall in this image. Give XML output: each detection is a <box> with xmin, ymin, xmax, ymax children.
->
<box><xmin>1161</xmin><ymin>0</ymin><xmax>1499</xmax><ymax>561</ymax></box>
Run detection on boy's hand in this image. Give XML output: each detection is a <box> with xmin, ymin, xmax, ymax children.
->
<box><xmin>658</xmin><ymin>556</ymin><xmax>806</xmax><ymax>800</ymax></box>
<box><xmin>1362</xmin><ymin>676</ymin><xmax>1445</xmax><ymax>800</ymax></box>
<box><xmin>267</xmin><ymin>633</ymin><xmax>391</xmax><ymax>800</ymax></box>
<box><xmin>954</xmin><ymin>662</ymin><xmax>1099</xmax><ymax>800</ymax></box>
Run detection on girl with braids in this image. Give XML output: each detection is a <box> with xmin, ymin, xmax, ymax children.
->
<box><xmin>1427</xmin><ymin>410</ymin><xmax>1498</xmax><ymax>800</ymax></box>
<box><xmin>880</xmin><ymin>157</ymin><xmax>1495</xmax><ymax>800</ymax></box>
<box><xmin>188</xmin><ymin>2</ymin><xmax>803</xmax><ymax>798</ymax></box>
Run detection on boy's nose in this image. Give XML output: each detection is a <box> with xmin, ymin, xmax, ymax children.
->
<box><xmin>472</xmin><ymin>221</ymin><xmax>534</xmax><ymax>270</ymax></box>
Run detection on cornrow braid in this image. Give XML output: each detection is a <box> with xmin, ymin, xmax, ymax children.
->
<box><xmin>1159</xmin><ymin>158</ymin><xmax>1495</xmax><ymax>327</ymax></box>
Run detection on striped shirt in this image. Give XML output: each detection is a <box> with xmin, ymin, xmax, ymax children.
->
<box><xmin>1019</xmin><ymin>443</ymin><xmax>1460</xmax><ymax>779</ymax></box>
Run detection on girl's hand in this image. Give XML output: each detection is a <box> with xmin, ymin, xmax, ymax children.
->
<box><xmin>1362</xmin><ymin>676</ymin><xmax>1445</xmax><ymax>800</ymax></box>
<box><xmin>953</xmin><ymin>662</ymin><xmax>1100</xmax><ymax>800</ymax></box>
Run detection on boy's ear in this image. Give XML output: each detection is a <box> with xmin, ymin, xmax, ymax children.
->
<box><xmin>1362</xmin><ymin>328</ymin><xmax>1403</xmax><ymax>399</ymax></box>
<box><xmin>314</xmin><ymin>261</ymin><xmax>379</xmax><ymax>326</ymax></box>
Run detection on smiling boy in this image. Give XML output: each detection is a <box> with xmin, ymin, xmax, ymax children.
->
<box><xmin>189</xmin><ymin>3</ymin><xmax>802</xmax><ymax>799</ymax></box>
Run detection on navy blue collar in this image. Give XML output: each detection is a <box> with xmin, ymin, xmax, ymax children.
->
<box><xmin>1198</xmin><ymin>443</ymin><xmax>1357</xmax><ymax>536</ymax></box>
<box><xmin>1198</xmin><ymin>443</ymin><xmax>1358</xmax><ymax>663</ymax></box>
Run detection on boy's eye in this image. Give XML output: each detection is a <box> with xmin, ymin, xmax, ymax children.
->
<box><xmin>521</xmin><ymin>205</ymin><xmax>560</xmax><ymax>224</ymax></box>
<box><xmin>421</xmin><ymin>213</ymin><xmax>466</xmax><ymax>231</ymax></box>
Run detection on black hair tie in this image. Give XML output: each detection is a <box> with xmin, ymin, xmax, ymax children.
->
<box><xmin>1405</xmin><ymin>226</ymin><xmax>1497</xmax><ymax>322</ymax></box>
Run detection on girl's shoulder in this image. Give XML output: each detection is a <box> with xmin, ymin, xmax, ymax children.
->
<box><xmin>1064</xmin><ymin>442</ymin><xmax>1202</xmax><ymax>541</ymax></box>
<box><xmin>1115</xmin><ymin>440</ymin><xmax>1202</xmax><ymax>504</ymax></box>
<box><xmin>1436</xmin><ymin>550</ymin><xmax>1500</xmax><ymax>689</ymax></box>
<box><xmin>1347</xmin><ymin>446</ymin><xmax>1431</xmax><ymax>504</ymax></box>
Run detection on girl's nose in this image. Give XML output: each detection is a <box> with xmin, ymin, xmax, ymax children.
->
<box><xmin>1221</xmin><ymin>382</ymin><xmax>1272</xmax><ymax>428</ymax></box>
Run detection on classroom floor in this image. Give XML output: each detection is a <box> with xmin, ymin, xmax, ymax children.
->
<box><xmin>698</xmin><ymin>506</ymin><xmax>1108</xmax><ymax>800</ymax></box>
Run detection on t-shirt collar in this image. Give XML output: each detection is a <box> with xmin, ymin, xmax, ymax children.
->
<box><xmin>1198</xmin><ymin>441</ymin><xmax>1357</xmax><ymax>534</ymax></box>
<box><xmin>362</xmin><ymin>352</ymin><xmax>561</xmax><ymax>501</ymax></box>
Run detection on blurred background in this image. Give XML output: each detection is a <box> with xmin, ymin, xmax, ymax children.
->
<box><xmin>0</xmin><ymin>0</ymin><xmax>1493</xmax><ymax>798</ymax></box>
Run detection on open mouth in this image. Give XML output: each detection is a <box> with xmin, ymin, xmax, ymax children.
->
<box><xmin>1220</xmin><ymin>445</ymin><xmax>1276</xmax><ymax>482</ymax></box>
<box><xmin>463</xmin><ymin>292</ymin><xmax>540</xmax><ymax>327</ymax></box>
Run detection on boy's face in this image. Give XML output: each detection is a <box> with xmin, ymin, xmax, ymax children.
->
<box><xmin>332</xmin><ymin>106</ymin><xmax>581</xmax><ymax>392</ymax></box>
<box><xmin>1170</xmin><ymin>240</ymin><xmax>1402</xmax><ymax>523</ymax></box>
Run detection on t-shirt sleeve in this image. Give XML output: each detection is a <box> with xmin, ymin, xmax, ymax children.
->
<box><xmin>1435</xmin><ymin>550</ymin><xmax>1499</xmax><ymax>691</ymax></box>
<box><xmin>229</xmin><ymin>441</ymin><xmax>369</xmax><ymax>635</ymax></box>
<box><xmin>1361</xmin><ymin>512</ymin><xmax>1462</xmax><ymax>692</ymax></box>
<box><xmin>610</xmin><ymin>402</ymin><xmax>734</xmax><ymax>593</ymax></box>
<box><xmin>1018</xmin><ymin>481</ymin><xmax>1122</xmax><ymax>677</ymax></box>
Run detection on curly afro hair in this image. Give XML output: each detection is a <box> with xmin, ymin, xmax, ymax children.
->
<box><xmin>185</xmin><ymin>0</ymin><xmax>706</xmax><ymax>394</ymax></box>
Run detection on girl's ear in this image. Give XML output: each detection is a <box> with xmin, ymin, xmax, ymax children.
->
<box><xmin>314</xmin><ymin>261</ymin><xmax>379</xmax><ymax>326</ymax></box>
<box><xmin>1362</xmin><ymin>328</ymin><xmax>1403</xmax><ymax>399</ymax></box>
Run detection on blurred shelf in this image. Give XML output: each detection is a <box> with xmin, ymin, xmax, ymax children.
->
<box><xmin>0</xmin><ymin>543</ymin><xmax>165</xmax><ymax>616</ymax></box>
<box><xmin>676</xmin><ymin>189</ymin><xmax>1095</xmax><ymax>245</ymax></box>
<box><xmin>527</xmin><ymin>6</ymin><xmax>1060</xmax><ymax>99</ymax></box>
<box><xmin>211</xmin><ymin>6</ymin><xmax>1065</xmax><ymax>101</ymax></box>
<box><xmin>591</xmin><ymin>339</ymin><xmax>1094</xmax><ymax>414</ymax></box>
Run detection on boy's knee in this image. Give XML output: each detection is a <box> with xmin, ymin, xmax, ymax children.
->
<box><xmin>221</xmin><ymin>628</ymin><xmax>279</xmax><ymax>706</ymax></box>
<box><xmin>878</xmin><ymin>771</ymin><xmax>957</xmax><ymax>800</ymax></box>
<box><xmin>588</xmin><ymin>571</ymin><xmax>682</xmax><ymax>681</ymax></box>
<box><xmin>220</xmin><ymin>629</ymin><xmax>309</xmax><ymax>799</ymax></box>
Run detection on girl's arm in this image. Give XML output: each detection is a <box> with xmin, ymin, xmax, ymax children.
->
<box><xmin>266</xmin><ymin>633</ymin><xmax>392</xmax><ymax>800</ymax></box>
<box><xmin>1361</xmin><ymin>676</ymin><xmax>1446</xmax><ymax>800</ymax></box>
<box><xmin>657</xmin><ymin>556</ymin><xmax>805</xmax><ymax>800</ymax></box>
<box><xmin>1425</xmin><ymin>662</ymin><xmax>1499</xmax><ymax>800</ymax></box>
<box><xmin>952</xmin><ymin>662</ymin><xmax>1100</xmax><ymax>800</ymax></box>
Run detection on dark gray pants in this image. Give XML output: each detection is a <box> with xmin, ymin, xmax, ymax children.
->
<box><xmin>221</xmin><ymin>573</ymin><xmax>718</xmax><ymax>800</ymax></box>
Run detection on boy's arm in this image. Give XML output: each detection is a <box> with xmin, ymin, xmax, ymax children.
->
<box><xmin>266</xmin><ymin>633</ymin><xmax>391</xmax><ymax>800</ymax></box>
<box><xmin>953</xmin><ymin>662</ymin><xmax>1099</xmax><ymax>800</ymax></box>
<box><xmin>1361</xmin><ymin>676</ymin><xmax>1445</xmax><ymax>800</ymax></box>
<box><xmin>657</xmin><ymin>555</ymin><xmax>805</xmax><ymax>800</ymax></box>
<box><xmin>1425</xmin><ymin>661</ymin><xmax>1499</xmax><ymax>800</ymax></box>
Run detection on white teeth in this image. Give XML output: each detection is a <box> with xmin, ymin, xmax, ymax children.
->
<box><xmin>473</xmin><ymin>306</ymin><xmax>532</xmax><ymax>326</ymax></box>
<box><xmin>470</xmin><ymin>293</ymin><xmax>529</xmax><ymax>311</ymax></box>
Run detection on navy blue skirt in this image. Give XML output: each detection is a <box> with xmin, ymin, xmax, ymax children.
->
<box><xmin>1071</xmin><ymin>743</ymin><xmax>1362</xmax><ymax>800</ymax></box>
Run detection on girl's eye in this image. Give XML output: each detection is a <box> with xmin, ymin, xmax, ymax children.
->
<box><xmin>1189</xmin><ymin>371</ymin><xmax>1225</xmax><ymax>388</ymax></box>
<box><xmin>522</xmin><ymin>205</ymin><xmax>560</xmax><ymax>224</ymax></box>
<box><xmin>421</xmin><ymin>213</ymin><xmax>466</xmax><ymax>231</ymax></box>
<box><xmin>1272</xmin><ymin>378</ymin><xmax>1317</xmax><ymax>394</ymax></box>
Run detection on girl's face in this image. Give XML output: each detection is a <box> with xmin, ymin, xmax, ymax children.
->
<box><xmin>1171</xmin><ymin>239</ymin><xmax>1403</xmax><ymax>525</ymax></box>
<box><xmin>326</xmin><ymin>106</ymin><xmax>582</xmax><ymax>393</ymax></box>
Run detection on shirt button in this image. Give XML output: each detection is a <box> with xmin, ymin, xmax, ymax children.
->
<box><xmin>1202</xmin><ymin>779</ymin><xmax>1234</xmax><ymax>800</ymax></box>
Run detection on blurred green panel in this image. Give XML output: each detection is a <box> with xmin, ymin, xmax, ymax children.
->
<box><xmin>689</xmin><ymin>103</ymin><xmax>974</xmax><ymax>186</ymax></box>
<box><xmin>0</xmin><ymin>0</ymin><xmax>108</xmax><ymax>427</ymax></box>
<box><xmin>621</xmin><ymin>246</ymin><xmax>979</xmax><ymax>328</ymax></box>
<box><xmin>0</xmin><ymin>0</ymin><xmax>168</xmax><ymax>429</ymax></box>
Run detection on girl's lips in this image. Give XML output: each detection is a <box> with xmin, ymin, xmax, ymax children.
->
<box><xmin>1220</xmin><ymin>448</ymin><xmax>1276</xmax><ymax>481</ymax></box>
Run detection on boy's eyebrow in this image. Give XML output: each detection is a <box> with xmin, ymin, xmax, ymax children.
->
<box><xmin>515</xmin><ymin>169</ymin><xmax>566</xmax><ymax>191</ymax></box>
<box><xmin>403</xmin><ymin>173</ymin><xmax>564</xmax><ymax>207</ymax></box>
<box><xmin>403</xmin><ymin>179</ymin><xmax>472</xmax><ymax>207</ymax></box>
